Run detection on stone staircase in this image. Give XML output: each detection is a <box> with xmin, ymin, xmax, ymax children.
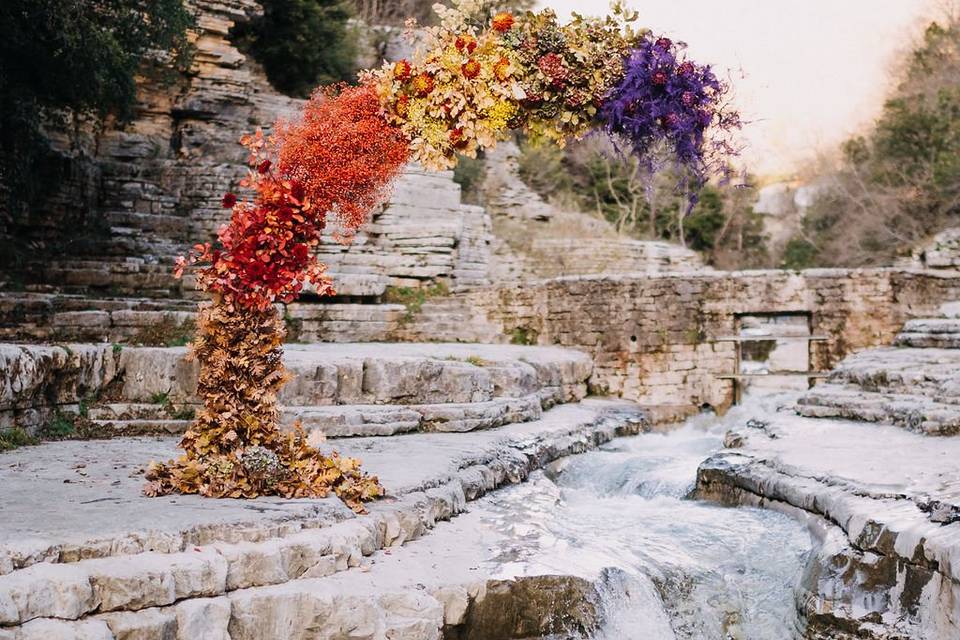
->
<box><xmin>795</xmin><ymin>303</ymin><xmax>960</xmax><ymax>435</ymax></box>
<box><xmin>480</xmin><ymin>141</ymin><xmax>706</xmax><ymax>283</ymax></box>
<box><xmin>0</xmin><ymin>335</ymin><xmax>651</xmax><ymax>639</ymax></box>
<box><xmin>0</xmin><ymin>396</ymin><xmax>646</xmax><ymax>640</ymax></box>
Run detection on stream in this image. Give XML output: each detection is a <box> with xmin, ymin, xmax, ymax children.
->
<box><xmin>470</xmin><ymin>397</ymin><xmax>814</xmax><ymax>639</ymax></box>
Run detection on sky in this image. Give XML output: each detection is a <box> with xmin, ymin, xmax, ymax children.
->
<box><xmin>539</xmin><ymin>0</ymin><xmax>940</xmax><ymax>177</ymax></box>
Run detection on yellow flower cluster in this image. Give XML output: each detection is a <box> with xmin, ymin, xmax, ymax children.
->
<box><xmin>368</xmin><ymin>2</ymin><xmax>524</xmax><ymax>170</ymax></box>
<box><xmin>366</xmin><ymin>0</ymin><xmax>641</xmax><ymax>169</ymax></box>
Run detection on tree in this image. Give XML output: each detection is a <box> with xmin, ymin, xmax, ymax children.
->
<box><xmin>0</xmin><ymin>0</ymin><xmax>194</xmax><ymax>245</ymax></box>
<box><xmin>232</xmin><ymin>0</ymin><xmax>358</xmax><ymax>98</ymax></box>
<box><xmin>518</xmin><ymin>136</ymin><xmax>768</xmax><ymax>267</ymax></box>
<box><xmin>787</xmin><ymin>10</ymin><xmax>960</xmax><ymax>267</ymax></box>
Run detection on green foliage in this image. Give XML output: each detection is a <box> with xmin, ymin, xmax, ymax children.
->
<box><xmin>0</xmin><ymin>427</ymin><xmax>38</xmax><ymax>453</ymax></box>
<box><xmin>509</xmin><ymin>326</ymin><xmax>537</xmax><ymax>345</ymax></box>
<box><xmin>41</xmin><ymin>412</ymin><xmax>76</xmax><ymax>439</ymax></box>
<box><xmin>232</xmin><ymin>0</ymin><xmax>357</xmax><ymax>98</ymax></box>
<box><xmin>0</xmin><ymin>0</ymin><xmax>194</xmax><ymax>221</ymax></box>
<box><xmin>790</xmin><ymin>14</ymin><xmax>960</xmax><ymax>266</ymax></box>
<box><xmin>384</xmin><ymin>282</ymin><xmax>450</xmax><ymax>322</ymax></box>
<box><xmin>517</xmin><ymin>137</ymin><xmax>769</xmax><ymax>268</ymax></box>
<box><xmin>151</xmin><ymin>392</ymin><xmax>171</xmax><ymax>406</ymax></box>
<box><xmin>453</xmin><ymin>153</ymin><xmax>487</xmax><ymax>205</ymax></box>
<box><xmin>464</xmin><ymin>355</ymin><xmax>487</xmax><ymax>367</ymax></box>
<box><xmin>781</xmin><ymin>238</ymin><xmax>819</xmax><ymax>270</ymax></box>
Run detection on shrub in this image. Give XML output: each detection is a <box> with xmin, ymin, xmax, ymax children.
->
<box><xmin>232</xmin><ymin>0</ymin><xmax>358</xmax><ymax>98</ymax></box>
<box><xmin>0</xmin><ymin>428</ymin><xmax>38</xmax><ymax>453</ymax></box>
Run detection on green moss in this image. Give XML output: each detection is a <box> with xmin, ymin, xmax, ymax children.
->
<box><xmin>510</xmin><ymin>327</ymin><xmax>538</xmax><ymax>346</ymax></box>
<box><xmin>384</xmin><ymin>282</ymin><xmax>450</xmax><ymax>323</ymax></box>
<box><xmin>0</xmin><ymin>427</ymin><xmax>38</xmax><ymax>452</ymax></box>
<box><xmin>41</xmin><ymin>412</ymin><xmax>76</xmax><ymax>439</ymax></box>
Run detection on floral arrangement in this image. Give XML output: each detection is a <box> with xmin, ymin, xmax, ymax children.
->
<box><xmin>600</xmin><ymin>35</ymin><xmax>740</xmax><ymax>190</ymax></box>
<box><xmin>152</xmin><ymin>0</ymin><xmax>740</xmax><ymax>511</ymax></box>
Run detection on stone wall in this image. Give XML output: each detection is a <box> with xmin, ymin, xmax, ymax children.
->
<box><xmin>421</xmin><ymin>268</ymin><xmax>960</xmax><ymax>412</ymax></box>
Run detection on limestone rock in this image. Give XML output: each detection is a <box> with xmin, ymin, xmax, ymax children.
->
<box><xmin>0</xmin><ymin>562</ymin><xmax>98</xmax><ymax>624</ymax></box>
<box><xmin>99</xmin><ymin>607</ymin><xmax>177</xmax><ymax>640</ymax></box>
<box><xmin>15</xmin><ymin>619</ymin><xmax>114</xmax><ymax>640</ymax></box>
<box><xmin>174</xmin><ymin>597</ymin><xmax>231</xmax><ymax>640</ymax></box>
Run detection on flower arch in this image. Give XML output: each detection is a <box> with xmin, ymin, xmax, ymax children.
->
<box><xmin>145</xmin><ymin>1</ymin><xmax>740</xmax><ymax>511</ymax></box>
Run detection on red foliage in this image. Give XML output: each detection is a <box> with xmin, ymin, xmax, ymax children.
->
<box><xmin>180</xmin><ymin>83</ymin><xmax>409</xmax><ymax>311</ymax></box>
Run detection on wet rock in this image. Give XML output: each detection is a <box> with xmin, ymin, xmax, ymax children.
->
<box><xmin>447</xmin><ymin>575</ymin><xmax>599</xmax><ymax>640</ymax></box>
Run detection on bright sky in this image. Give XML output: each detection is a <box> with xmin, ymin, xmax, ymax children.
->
<box><xmin>539</xmin><ymin>0</ymin><xmax>939</xmax><ymax>177</ymax></box>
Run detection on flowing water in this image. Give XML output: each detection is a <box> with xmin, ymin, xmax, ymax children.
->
<box><xmin>472</xmin><ymin>399</ymin><xmax>814</xmax><ymax>639</ymax></box>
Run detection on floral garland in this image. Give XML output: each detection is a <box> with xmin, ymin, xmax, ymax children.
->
<box><xmin>154</xmin><ymin>0</ymin><xmax>740</xmax><ymax>510</ymax></box>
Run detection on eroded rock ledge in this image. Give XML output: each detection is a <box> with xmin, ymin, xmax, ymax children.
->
<box><xmin>697</xmin><ymin>416</ymin><xmax>960</xmax><ymax>639</ymax></box>
<box><xmin>0</xmin><ymin>400</ymin><xmax>645</xmax><ymax>639</ymax></box>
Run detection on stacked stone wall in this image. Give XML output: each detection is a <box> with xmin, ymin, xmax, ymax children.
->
<box><xmin>438</xmin><ymin>269</ymin><xmax>960</xmax><ymax>411</ymax></box>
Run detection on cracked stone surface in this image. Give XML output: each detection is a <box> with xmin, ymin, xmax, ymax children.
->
<box><xmin>0</xmin><ymin>398</ymin><xmax>646</xmax><ymax>638</ymax></box>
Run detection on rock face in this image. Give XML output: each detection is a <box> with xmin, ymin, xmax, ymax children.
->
<box><xmin>912</xmin><ymin>227</ymin><xmax>960</xmax><ymax>270</ymax></box>
<box><xmin>0</xmin><ymin>342</ymin><xmax>593</xmax><ymax>436</ymax></box>
<box><xmin>797</xmin><ymin>303</ymin><xmax>960</xmax><ymax>435</ymax></box>
<box><xmin>697</xmin><ymin>305</ymin><xmax>960</xmax><ymax>639</ymax></box>
<box><xmin>0</xmin><ymin>0</ymin><xmax>494</xmax><ymax>346</ymax></box>
<box><xmin>480</xmin><ymin>141</ymin><xmax>705</xmax><ymax>283</ymax></box>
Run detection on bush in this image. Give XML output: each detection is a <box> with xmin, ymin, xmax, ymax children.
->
<box><xmin>517</xmin><ymin>137</ymin><xmax>769</xmax><ymax>268</ymax></box>
<box><xmin>792</xmin><ymin>13</ymin><xmax>960</xmax><ymax>266</ymax></box>
<box><xmin>232</xmin><ymin>0</ymin><xmax>358</xmax><ymax>98</ymax></box>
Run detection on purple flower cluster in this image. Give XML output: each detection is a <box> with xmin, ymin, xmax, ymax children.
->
<box><xmin>599</xmin><ymin>36</ymin><xmax>740</xmax><ymax>194</ymax></box>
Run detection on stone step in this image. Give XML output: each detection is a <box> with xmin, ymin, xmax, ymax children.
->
<box><xmin>284</xmin><ymin>394</ymin><xmax>543</xmax><ymax>437</ymax></box>
<box><xmin>895</xmin><ymin>318</ymin><xmax>960</xmax><ymax>349</ymax></box>
<box><xmin>796</xmin><ymin>384</ymin><xmax>960</xmax><ymax>436</ymax></box>
<box><xmin>84</xmin><ymin>395</ymin><xmax>544</xmax><ymax>439</ymax></box>
<box><xmin>827</xmin><ymin>347</ymin><xmax>960</xmax><ymax>401</ymax></box>
<box><xmin>87</xmin><ymin>403</ymin><xmax>184</xmax><ymax>421</ymax></box>
<box><xmin>0</xmin><ymin>400</ymin><xmax>647</xmax><ymax>634</ymax></box>
<box><xmin>2</xmin><ymin>343</ymin><xmax>592</xmax><ymax>434</ymax></box>
<box><xmin>89</xmin><ymin>418</ymin><xmax>191</xmax><ymax>436</ymax></box>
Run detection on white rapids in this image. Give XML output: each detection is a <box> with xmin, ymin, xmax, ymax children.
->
<box><xmin>468</xmin><ymin>397</ymin><xmax>814</xmax><ymax>639</ymax></box>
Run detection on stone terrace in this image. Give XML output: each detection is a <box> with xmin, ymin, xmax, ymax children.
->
<box><xmin>0</xmin><ymin>400</ymin><xmax>646</xmax><ymax>639</ymax></box>
<box><xmin>697</xmin><ymin>302</ymin><xmax>960</xmax><ymax>638</ymax></box>
<box><xmin>0</xmin><ymin>343</ymin><xmax>593</xmax><ymax>436</ymax></box>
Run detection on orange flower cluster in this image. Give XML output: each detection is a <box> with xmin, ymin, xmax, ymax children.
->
<box><xmin>178</xmin><ymin>84</ymin><xmax>409</xmax><ymax>311</ymax></box>
<box><xmin>275</xmin><ymin>84</ymin><xmax>409</xmax><ymax>231</ymax></box>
